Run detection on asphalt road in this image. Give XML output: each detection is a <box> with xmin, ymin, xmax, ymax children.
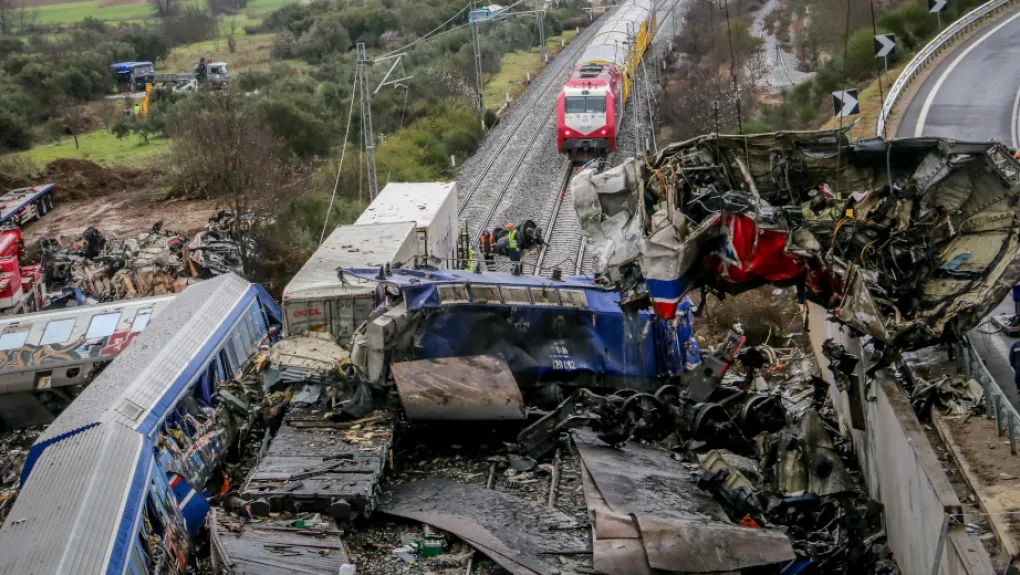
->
<box><xmin>896</xmin><ymin>5</ymin><xmax>1020</xmax><ymax>144</ymax></box>
<box><xmin>895</xmin><ymin>7</ymin><xmax>1020</xmax><ymax>409</ymax></box>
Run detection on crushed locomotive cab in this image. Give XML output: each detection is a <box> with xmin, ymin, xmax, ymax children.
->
<box><xmin>573</xmin><ymin>131</ymin><xmax>1020</xmax><ymax>350</ymax></box>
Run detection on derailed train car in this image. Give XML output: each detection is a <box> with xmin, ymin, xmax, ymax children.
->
<box><xmin>0</xmin><ymin>274</ymin><xmax>281</xmax><ymax>575</ymax></box>
<box><xmin>344</xmin><ymin>268</ymin><xmax>702</xmax><ymax>393</ymax></box>
<box><xmin>572</xmin><ymin>130</ymin><xmax>1020</xmax><ymax>349</ymax></box>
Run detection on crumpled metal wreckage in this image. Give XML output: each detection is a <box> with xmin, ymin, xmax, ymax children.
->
<box><xmin>573</xmin><ymin>131</ymin><xmax>1020</xmax><ymax>350</ymax></box>
<box><xmin>40</xmin><ymin>212</ymin><xmax>249</xmax><ymax>305</ymax></box>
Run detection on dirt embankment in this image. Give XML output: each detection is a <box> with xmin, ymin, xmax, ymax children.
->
<box><xmin>37</xmin><ymin>158</ymin><xmax>159</xmax><ymax>202</ymax></box>
<box><xmin>0</xmin><ymin>158</ymin><xmax>221</xmax><ymax>243</ymax></box>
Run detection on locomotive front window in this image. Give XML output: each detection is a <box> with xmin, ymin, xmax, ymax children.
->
<box><xmin>565</xmin><ymin>97</ymin><xmax>586</xmax><ymax>113</ymax></box>
<box><xmin>586</xmin><ymin>97</ymin><xmax>606</xmax><ymax>113</ymax></box>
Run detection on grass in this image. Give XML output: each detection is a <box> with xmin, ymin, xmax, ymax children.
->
<box><xmin>820</xmin><ymin>60</ymin><xmax>908</xmax><ymax>141</ymax></box>
<box><xmin>483</xmin><ymin>29</ymin><xmax>578</xmax><ymax>111</ymax></box>
<box><xmin>165</xmin><ymin>31</ymin><xmax>279</xmax><ymax>73</ymax></box>
<box><xmin>13</xmin><ymin>128</ymin><xmax>167</xmax><ymax>168</ymax></box>
<box><xmin>30</xmin><ymin>0</ymin><xmax>290</xmax><ymax>25</ymax></box>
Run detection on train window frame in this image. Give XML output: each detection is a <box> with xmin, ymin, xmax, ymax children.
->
<box><xmin>586</xmin><ymin>96</ymin><xmax>606</xmax><ymax>113</ymax></box>
<box><xmin>249</xmin><ymin>311</ymin><xmax>263</xmax><ymax>344</ymax></box>
<box><xmin>238</xmin><ymin>317</ymin><xmax>252</xmax><ymax>352</ymax></box>
<box><xmin>130</xmin><ymin>309</ymin><xmax>153</xmax><ymax>333</ymax></box>
<box><xmin>215</xmin><ymin>351</ymin><xmax>227</xmax><ymax>381</ymax></box>
<box><xmin>85</xmin><ymin>312</ymin><xmax>122</xmax><ymax>339</ymax></box>
<box><xmin>565</xmin><ymin>96</ymin><xmax>586</xmax><ymax>113</ymax></box>
<box><xmin>231</xmin><ymin>333</ymin><xmax>245</xmax><ymax>365</ymax></box>
<box><xmin>0</xmin><ymin>329</ymin><xmax>29</xmax><ymax>350</ymax></box>
<box><xmin>469</xmin><ymin>284</ymin><xmax>501</xmax><ymax>304</ymax></box>
<box><xmin>40</xmin><ymin>318</ymin><xmax>76</xmax><ymax>345</ymax></box>
<box><xmin>220</xmin><ymin>347</ymin><xmax>236</xmax><ymax>376</ymax></box>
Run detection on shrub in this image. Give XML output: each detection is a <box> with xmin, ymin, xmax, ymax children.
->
<box><xmin>0</xmin><ymin>107</ymin><xmax>31</xmax><ymax>152</ymax></box>
<box><xmin>271</xmin><ymin>30</ymin><xmax>297</xmax><ymax>59</ymax></box>
<box><xmin>295</xmin><ymin>12</ymin><xmax>352</xmax><ymax>63</ymax></box>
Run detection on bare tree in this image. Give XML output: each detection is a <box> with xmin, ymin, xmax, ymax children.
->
<box><xmin>148</xmin><ymin>0</ymin><xmax>181</xmax><ymax>18</ymax></box>
<box><xmin>57</xmin><ymin>99</ymin><xmax>90</xmax><ymax>150</ymax></box>
<box><xmin>167</xmin><ymin>91</ymin><xmax>312</xmax><ymax>276</ymax></box>
<box><xmin>0</xmin><ymin>0</ymin><xmax>18</xmax><ymax>33</ymax></box>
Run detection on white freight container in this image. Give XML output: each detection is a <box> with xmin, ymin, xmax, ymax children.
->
<box><xmin>282</xmin><ymin>221</ymin><xmax>417</xmax><ymax>342</ymax></box>
<box><xmin>354</xmin><ymin>182</ymin><xmax>457</xmax><ymax>267</ymax></box>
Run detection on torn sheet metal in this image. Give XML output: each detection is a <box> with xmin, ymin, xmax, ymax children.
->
<box><xmin>390</xmin><ymin>355</ymin><xmax>525</xmax><ymax>421</ymax></box>
<box><xmin>776</xmin><ymin>409</ymin><xmax>854</xmax><ymax>497</ymax></box>
<box><xmin>264</xmin><ymin>332</ymin><xmax>350</xmax><ymax>389</ymax></box>
<box><xmin>380</xmin><ymin>478</ymin><xmax>590</xmax><ymax>575</ymax></box>
<box><xmin>575</xmin><ymin>432</ymin><xmax>795</xmax><ymax>573</ymax></box>
<box><xmin>574</xmin><ymin>131</ymin><xmax>1020</xmax><ymax>350</ymax></box>
<box><xmin>208</xmin><ymin>508</ymin><xmax>351</xmax><ymax>575</ymax></box>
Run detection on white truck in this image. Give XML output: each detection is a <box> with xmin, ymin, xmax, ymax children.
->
<box><xmin>282</xmin><ymin>221</ymin><xmax>417</xmax><ymax>341</ymax></box>
<box><xmin>355</xmin><ymin>182</ymin><xmax>457</xmax><ymax>268</ymax></box>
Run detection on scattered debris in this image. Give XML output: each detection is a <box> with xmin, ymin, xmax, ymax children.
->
<box><xmin>381</xmin><ymin>478</ymin><xmax>590</xmax><ymax>575</ymax></box>
<box><xmin>209</xmin><ymin>508</ymin><xmax>352</xmax><ymax>575</ymax></box>
<box><xmin>39</xmin><ymin>211</ymin><xmax>251</xmax><ymax>304</ymax></box>
<box><xmin>0</xmin><ymin>428</ymin><xmax>40</xmax><ymax>524</ymax></box>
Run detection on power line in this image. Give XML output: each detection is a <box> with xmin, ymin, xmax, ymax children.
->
<box><xmin>319</xmin><ymin>70</ymin><xmax>359</xmax><ymax>245</ymax></box>
<box><xmin>380</xmin><ymin>2</ymin><xmax>471</xmax><ymax>57</ymax></box>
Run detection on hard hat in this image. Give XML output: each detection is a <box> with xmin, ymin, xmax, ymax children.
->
<box><xmin>506</xmin><ymin>222</ymin><xmax>515</xmax><ymax>229</ymax></box>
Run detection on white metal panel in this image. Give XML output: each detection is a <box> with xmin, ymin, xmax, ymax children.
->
<box><xmin>354</xmin><ymin>182</ymin><xmax>456</xmax><ymax>230</ymax></box>
<box><xmin>0</xmin><ymin>424</ymin><xmax>146</xmax><ymax>575</ymax></box>
<box><xmin>428</xmin><ymin>182</ymin><xmax>457</xmax><ymax>262</ymax></box>
<box><xmin>282</xmin><ymin>222</ymin><xmax>416</xmax><ymax>338</ymax></box>
<box><xmin>284</xmin><ymin>222</ymin><xmax>417</xmax><ymax>303</ymax></box>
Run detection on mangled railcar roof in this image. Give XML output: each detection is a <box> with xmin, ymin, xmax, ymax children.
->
<box><xmin>578</xmin><ymin>130</ymin><xmax>1020</xmax><ymax>349</ymax></box>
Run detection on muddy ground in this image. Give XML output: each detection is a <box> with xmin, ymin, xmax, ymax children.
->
<box><xmin>8</xmin><ymin>158</ymin><xmax>223</xmax><ymax>244</ymax></box>
<box><xmin>23</xmin><ymin>189</ymin><xmax>220</xmax><ymax>244</ymax></box>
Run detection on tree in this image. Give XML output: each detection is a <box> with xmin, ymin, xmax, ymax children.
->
<box><xmin>148</xmin><ymin>0</ymin><xmax>180</xmax><ymax>18</ymax></box>
<box><xmin>295</xmin><ymin>12</ymin><xmax>352</xmax><ymax>63</ymax></box>
<box><xmin>56</xmin><ymin>98</ymin><xmax>88</xmax><ymax>149</ymax></box>
<box><xmin>0</xmin><ymin>0</ymin><xmax>18</xmax><ymax>34</ymax></box>
<box><xmin>166</xmin><ymin>91</ymin><xmax>312</xmax><ymax>275</ymax></box>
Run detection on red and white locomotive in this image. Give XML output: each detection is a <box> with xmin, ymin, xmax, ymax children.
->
<box><xmin>556</xmin><ymin>0</ymin><xmax>656</xmax><ymax>155</ymax></box>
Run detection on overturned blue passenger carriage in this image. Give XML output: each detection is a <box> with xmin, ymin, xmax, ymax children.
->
<box><xmin>346</xmin><ymin>268</ymin><xmax>700</xmax><ymax>390</ymax></box>
<box><xmin>0</xmin><ymin>274</ymin><xmax>281</xmax><ymax>575</ymax></box>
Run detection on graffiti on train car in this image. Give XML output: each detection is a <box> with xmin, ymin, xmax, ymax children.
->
<box><xmin>0</xmin><ymin>313</ymin><xmax>149</xmax><ymax>371</ymax></box>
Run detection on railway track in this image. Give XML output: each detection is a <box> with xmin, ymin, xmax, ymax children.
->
<box><xmin>455</xmin><ymin>10</ymin><xmax>609</xmax><ymax>243</ymax></box>
<box><xmin>533</xmin><ymin>163</ymin><xmax>586</xmax><ymax>277</ymax></box>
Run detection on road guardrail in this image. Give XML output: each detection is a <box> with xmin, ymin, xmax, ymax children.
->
<box><xmin>876</xmin><ymin>0</ymin><xmax>1019</xmax><ymax>137</ymax></box>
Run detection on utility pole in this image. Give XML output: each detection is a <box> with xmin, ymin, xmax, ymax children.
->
<box><xmin>356</xmin><ymin>43</ymin><xmax>378</xmax><ymax>202</ymax></box>
<box><xmin>470</xmin><ymin>0</ymin><xmax>486</xmax><ymax>130</ymax></box>
<box><xmin>538</xmin><ymin>6</ymin><xmax>546</xmax><ymax>62</ymax></box>
<box><xmin>722</xmin><ymin>0</ymin><xmax>743</xmax><ymax>133</ymax></box>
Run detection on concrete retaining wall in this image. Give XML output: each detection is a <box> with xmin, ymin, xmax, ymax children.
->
<box><xmin>807</xmin><ymin>303</ymin><xmax>994</xmax><ymax>575</ymax></box>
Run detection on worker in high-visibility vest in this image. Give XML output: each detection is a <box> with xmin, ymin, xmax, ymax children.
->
<box><xmin>480</xmin><ymin>230</ymin><xmax>495</xmax><ymax>269</ymax></box>
<box><xmin>506</xmin><ymin>222</ymin><xmax>521</xmax><ymax>262</ymax></box>
<box><xmin>467</xmin><ymin>243</ymin><xmax>475</xmax><ymax>271</ymax></box>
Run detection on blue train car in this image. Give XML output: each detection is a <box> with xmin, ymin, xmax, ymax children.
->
<box><xmin>0</xmin><ymin>273</ymin><xmax>281</xmax><ymax>575</ymax></box>
<box><xmin>346</xmin><ymin>268</ymin><xmax>701</xmax><ymax>390</ymax></box>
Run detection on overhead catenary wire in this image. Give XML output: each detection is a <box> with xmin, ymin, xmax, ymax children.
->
<box><xmin>319</xmin><ymin>70</ymin><xmax>359</xmax><ymax>245</ymax></box>
<box><xmin>379</xmin><ymin>0</ymin><xmax>534</xmax><ymax>59</ymax></box>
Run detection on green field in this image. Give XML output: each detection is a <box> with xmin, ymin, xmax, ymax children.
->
<box><xmin>484</xmin><ymin>30</ymin><xmax>577</xmax><ymax>111</ymax></box>
<box><xmin>15</xmin><ymin>128</ymin><xmax>167</xmax><ymax>168</ymax></box>
<box><xmin>31</xmin><ymin>0</ymin><xmax>291</xmax><ymax>25</ymax></box>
